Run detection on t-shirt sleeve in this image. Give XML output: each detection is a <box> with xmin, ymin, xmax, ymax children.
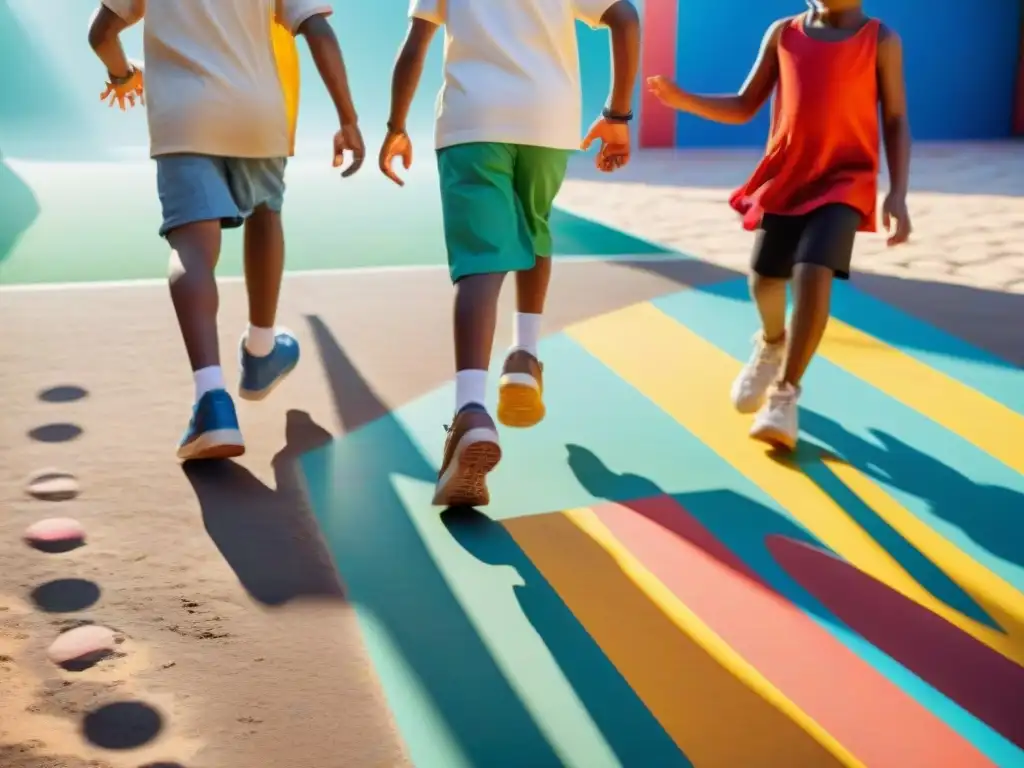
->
<box><xmin>275</xmin><ymin>0</ymin><xmax>333</xmax><ymax>34</ymax></box>
<box><xmin>101</xmin><ymin>0</ymin><xmax>145</xmax><ymax>25</ymax></box>
<box><xmin>409</xmin><ymin>0</ymin><xmax>445</xmax><ymax>25</ymax></box>
<box><xmin>572</xmin><ymin>0</ymin><xmax>615</xmax><ymax>29</ymax></box>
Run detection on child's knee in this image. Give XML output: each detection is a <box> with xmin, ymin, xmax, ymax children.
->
<box><xmin>749</xmin><ymin>272</ymin><xmax>787</xmax><ymax>298</ymax></box>
<box><xmin>166</xmin><ymin>220</ymin><xmax>221</xmax><ymax>278</ymax></box>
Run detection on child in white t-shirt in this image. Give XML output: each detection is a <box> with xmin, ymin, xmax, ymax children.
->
<box><xmin>89</xmin><ymin>0</ymin><xmax>364</xmax><ymax>460</ymax></box>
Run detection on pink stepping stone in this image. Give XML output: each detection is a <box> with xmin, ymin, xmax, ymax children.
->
<box><xmin>24</xmin><ymin>518</ymin><xmax>86</xmax><ymax>553</ymax></box>
<box><xmin>47</xmin><ymin>625</ymin><xmax>117</xmax><ymax>670</ymax></box>
<box><xmin>24</xmin><ymin>469</ymin><xmax>80</xmax><ymax>501</ymax></box>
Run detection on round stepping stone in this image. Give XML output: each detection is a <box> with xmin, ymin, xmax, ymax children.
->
<box><xmin>25</xmin><ymin>469</ymin><xmax>80</xmax><ymax>501</ymax></box>
<box><xmin>24</xmin><ymin>518</ymin><xmax>86</xmax><ymax>553</ymax></box>
<box><xmin>47</xmin><ymin>625</ymin><xmax>116</xmax><ymax>670</ymax></box>
<box><xmin>38</xmin><ymin>385</ymin><xmax>88</xmax><ymax>403</ymax></box>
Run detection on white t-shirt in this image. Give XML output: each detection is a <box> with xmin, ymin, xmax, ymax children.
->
<box><xmin>409</xmin><ymin>0</ymin><xmax>615</xmax><ymax>150</ymax></box>
<box><xmin>102</xmin><ymin>0</ymin><xmax>331</xmax><ymax>158</ymax></box>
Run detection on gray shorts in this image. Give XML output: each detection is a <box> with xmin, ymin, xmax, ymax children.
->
<box><xmin>155</xmin><ymin>154</ymin><xmax>287</xmax><ymax>237</ymax></box>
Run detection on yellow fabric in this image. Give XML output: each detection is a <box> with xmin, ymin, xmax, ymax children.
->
<box><xmin>272</xmin><ymin>20</ymin><xmax>301</xmax><ymax>156</ymax></box>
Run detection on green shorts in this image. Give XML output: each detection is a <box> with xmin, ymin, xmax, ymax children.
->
<box><xmin>436</xmin><ymin>142</ymin><xmax>571</xmax><ymax>283</ymax></box>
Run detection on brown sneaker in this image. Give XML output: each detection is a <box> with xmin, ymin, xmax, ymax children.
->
<box><xmin>497</xmin><ymin>349</ymin><xmax>545</xmax><ymax>428</ymax></box>
<box><xmin>432</xmin><ymin>405</ymin><xmax>502</xmax><ymax>507</ymax></box>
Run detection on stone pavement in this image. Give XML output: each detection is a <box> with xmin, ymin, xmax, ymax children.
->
<box><xmin>560</xmin><ymin>142</ymin><xmax>1024</xmax><ymax>293</ymax></box>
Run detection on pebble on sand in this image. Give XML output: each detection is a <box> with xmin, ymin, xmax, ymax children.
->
<box><xmin>24</xmin><ymin>469</ymin><xmax>80</xmax><ymax>501</ymax></box>
<box><xmin>24</xmin><ymin>518</ymin><xmax>86</xmax><ymax>552</ymax></box>
<box><xmin>47</xmin><ymin>625</ymin><xmax>117</xmax><ymax>669</ymax></box>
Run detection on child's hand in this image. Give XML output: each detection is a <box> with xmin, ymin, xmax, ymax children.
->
<box><xmin>882</xmin><ymin>193</ymin><xmax>911</xmax><ymax>246</ymax></box>
<box><xmin>646</xmin><ymin>75</ymin><xmax>686</xmax><ymax>110</ymax></box>
<box><xmin>581</xmin><ymin>117</ymin><xmax>630</xmax><ymax>173</ymax></box>
<box><xmin>100</xmin><ymin>63</ymin><xmax>144</xmax><ymax>111</ymax></box>
<box><xmin>333</xmin><ymin>125</ymin><xmax>365</xmax><ymax>178</ymax></box>
<box><xmin>379</xmin><ymin>128</ymin><xmax>413</xmax><ymax>187</ymax></box>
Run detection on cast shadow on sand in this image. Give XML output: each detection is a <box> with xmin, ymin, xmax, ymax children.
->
<box><xmin>183</xmin><ymin>409</ymin><xmax>344</xmax><ymax>606</ymax></box>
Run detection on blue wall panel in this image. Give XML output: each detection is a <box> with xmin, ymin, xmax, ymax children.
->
<box><xmin>674</xmin><ymin>1</ymin><xmax>1022</xmax><ymax>148</ymax></box>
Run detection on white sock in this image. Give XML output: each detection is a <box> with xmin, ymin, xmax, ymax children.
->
<box><xmin>245</xmin><ymin>325</ymin><xmax>276</xmax><ymax>357</ymax></box>
<box><xmin>455</xmin><ymin>369</ymin><xmax>488</xmax><ymax>413</ymax></box>
<box><xmin>194</xmin><ymin>365</ymin><xmax>226</xmax><ymax>401</ymax></box>
<box><xmin>512</xmin><ymin>312</ymin><xmax>542</xmax><ymax>356</ymax></box>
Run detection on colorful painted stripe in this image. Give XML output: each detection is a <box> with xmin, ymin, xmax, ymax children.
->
<box><xmin>640</xmin><ymin>0</ymin><xmax>678</xmax><ymax>147</ymax></box>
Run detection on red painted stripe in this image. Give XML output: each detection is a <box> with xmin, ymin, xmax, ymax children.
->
<box><xmin>770</xmin><ymin>535</ymin><xmax>1024</xmax><ymax>750</ymax></box>
<box><xmin>591</xmin><ymin>497</ymin><xmax>994</xmax><ymax>767</ymax></box>
<box><xmin>639</xmin><ymin>0</ymin><xmax>678</xmax><ymax>147</ymax></box>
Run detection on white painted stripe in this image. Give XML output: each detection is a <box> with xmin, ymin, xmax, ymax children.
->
<box><xmin>0</xmin><ymin>253</ymin><xmax>688</xmax><ymax>293</ymax></box>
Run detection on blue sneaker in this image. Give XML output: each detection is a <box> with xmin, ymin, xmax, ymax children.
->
<box><xmin>177</xmin><ymin>389</ymin><xmax>245</xmax><ymax>461</ymax></box>
<box><xmin>238</xmin><ymin>330</ymin><xmax>300</xmax><ymax>401</ymax></box>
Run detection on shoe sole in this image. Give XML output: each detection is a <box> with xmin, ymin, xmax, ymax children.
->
<box><xmin>432</xmin><ymin>431</ymin><xmax>502</xmax><ymax>507</ymax></box>
<box><xmin>497</xmin><ymin>375</ymin><xmax>545</xmax><ymax>428</ymax></box>
<box><xmin>177</xmin><ymin>428</ymin><xmax>246</xmax><ymax>461</ymax></box>
<box><xmin>238</xmin><ymin>362</ymin><xmax>298</xmax><ymax>402</ymax></box>
<box><xmin>749</xmin><ymin>425</ymin><xmax>797</xmax><ymax>452</ymax></box>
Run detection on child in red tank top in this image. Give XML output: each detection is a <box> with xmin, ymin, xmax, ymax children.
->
<box><xmin>648</xmin><ymin>0</ymin><xmax>911</xmax><ymax>450</ymax></box>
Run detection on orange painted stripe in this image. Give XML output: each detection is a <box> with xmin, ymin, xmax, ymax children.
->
<box><xmin>590</xmin><ymin>497</ymin><xmax>996</xmax><ymax>768</ymax></box>
<box><xmin>504</xmin><ymin>510</ymin><xmax>850</xmax><ymax>767</ymax></box>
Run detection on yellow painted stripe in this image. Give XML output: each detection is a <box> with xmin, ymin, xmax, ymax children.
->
<box><xmin>819</xmin><ymin>320</ymin><xmax>1024</xmax><ymax>474</ymax></box>
<box><xmin>505</xmin><ymin>509</ymin><xmax>859</xmax><ymax>767</ymax></box>
<box><xmin>567</xmin><ymin>303</ymin><xmax>1024</xmax><ymax>665</ymax></box>
<box><xmin>825</xmin><ymin>458</ymin><xmax>1024</xmax><ymax>636</ymax></box>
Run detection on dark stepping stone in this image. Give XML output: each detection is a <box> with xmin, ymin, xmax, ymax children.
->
<box><xmin>83</xmin><ymin>701</ymin><xmax>164</xmax><ymax>750</ymax></box>
<box><xmin>30</xmin><ymin>578</ymin><xmax>100</xmax><ymax>612</ymax></box>
<box><xmin>38</xmin><ymin>385</ymin><xmax>88</xmax><ymax>403</ymax></box>
<box><xmin>28</xmin><ymin>423</ymin><xmax>83</xmax><ymax>443</ymax></box>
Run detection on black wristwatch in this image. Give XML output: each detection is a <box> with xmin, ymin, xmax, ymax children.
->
<box><xmin>108</xmin><ymin>66</ymin><xmax>136</xmax><ymax>86</ymax></box>
<box><xmin>602</xmin><ymin>106</ymin><xmax>633</xmax><ymax>123</ymax></box>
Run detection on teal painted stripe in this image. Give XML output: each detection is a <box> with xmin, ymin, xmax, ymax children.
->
<box><xmin>300</xmin><ymin>338</ymin><xmax>685</xmax><ymax>767</ymax></box>
<box><xmin>371</xmin><ymin>327</ymin><xmax>1021</xmax><ymax>765</ymax></box>
<box><xmin>650</xmin><ymin>285</ymin><xmax>1024</xmax><ymax>764</ymax></box>
<box><xmin>657</xmin><ymin>281</ymin><xmax>1024</xmax><ymax>593</ymax></box>
<box><xmin>701</xmin><ymin>279</ymin><xmax>1024</xmax><ymax>415</ymax></box>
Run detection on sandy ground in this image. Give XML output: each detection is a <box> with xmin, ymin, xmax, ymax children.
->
<box><xmin>560</xmin><ymin>142</ymin><xmax>1024</xmax><ymax>294</ymax></box>
<box><xmin>0</xmin><ymin>260</ymin><xmax>731</xmax><ymax>768</ymax></box>
<box><xmin>1</xmin><ymin>145</ymin><xmax>1021</xmax><ymax>768</ymax></box>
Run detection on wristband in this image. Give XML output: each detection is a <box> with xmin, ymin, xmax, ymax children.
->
<box><xmin>108</xmin><ymin>67</ymin><xmax>136</xmax><ymax>86</ymax></box>
<box><xmin>386</xmin><ymin>120</ymin><xmax>407</xmax><ymax>135</ymax></box>
<box><xmin>602</xmin><ymin>107</ymin><xmax>633</xmax><ymax>123</ymax></box>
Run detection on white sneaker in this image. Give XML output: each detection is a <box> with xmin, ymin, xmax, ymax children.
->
<box><xmin>750</xmin><ymin>382</ymin><xmax>800</xmax><ymax>451</ymax></box>
<box><xmin>731</xmin><ymin>332</ymin><xmax>785</xmax><ymax>413</ymax></box>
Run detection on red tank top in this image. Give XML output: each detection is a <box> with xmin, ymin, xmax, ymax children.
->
<box><xmin>730</xmin><ymin>16</ymin><xmax>881</xmax><ymax>232</ymax></box>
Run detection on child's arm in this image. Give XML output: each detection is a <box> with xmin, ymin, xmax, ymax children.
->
<box><xmin>877</xmin><ymin>25</ymin><xmax>912</xmax><ymax>245</ymax></box>
<box><xmin>647</xmin><ymin>18</ymin><xmax>785</xmax><ymax>125</ymax></box>
<box><xmin>577</xmin><ymin>0</ymin><xmax>640</xmax><ymax>172</ymax></box>
<box><xmin>289</xmin><ymin>10</ymin><xmax>364</xmax><ymax>175</ymax></box>
<box><xmin>379</xmin><ymin>9</ymin><xmax>440</xmax><ymax>186</ymax></box>
<box><xmin>386</xmin><ymin>19</ymin><xmax>438</xmax><ymax>139</ymax></box>
<box><xmin>88</xmin><ymin>2</ymin><xmax>145</xmax><ymax>109</ymax></box>
<box><xmin>295</xmin><ymin>15</ymin><xmax>357</xmax><ymax>130</ymax></box>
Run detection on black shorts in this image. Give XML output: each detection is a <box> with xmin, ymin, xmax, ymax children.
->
<box><xmin>751</xmin><ymin>203</ymin><xmax>861</xmax><ymax>280</ymax></box>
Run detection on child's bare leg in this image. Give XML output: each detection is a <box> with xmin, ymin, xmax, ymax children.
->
<box><xmin>454</xmin><ymin>272</ymin><xmax>506</xmax><ymax>374</ymax></box>
<box><xmin>751</xmin><ymin>273</ymin><xmax>787</xmax><ymax>343</ymax></box>
<box><xmin>781</xmin><ymin>263</ymin><xmax>832</xmax><ymax>386</ymax></box>
<box><xmin>243</xmin><ymin>204</ymin><xmax>284</xmax><ymax>332</ymax></box>
<box><xmin>168</xmin><ymin>220</ymin><xmax>223</xmax><ymax>375</ymax></box>
<box><xmin>236</xmin><ymin>160</ymin><xmax>299</xmax><ymax>402</ymax></box>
